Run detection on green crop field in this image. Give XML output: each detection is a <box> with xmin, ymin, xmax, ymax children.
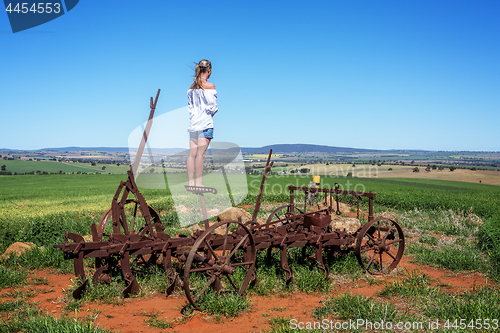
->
<box><xmin>1</xmin><ymin>173</ymin><xmax>499</xmax><ymax>249</ymax></box>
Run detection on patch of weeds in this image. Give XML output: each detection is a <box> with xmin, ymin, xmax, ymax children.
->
<box><xmin>423</xmin><ymin>285</ymin><xmax>500</xmax><ymax>321</ymax></box>
<box><xmin>400</xmin><ymin>208</ymin><xmax>481</xmax><ymax>236</ymax></box>
<box><xmin>198</xmin><ymin>290</ymin><xmax>250</xmax><ymax>317</ymax></box>
<box><xmin>328</xmin><ymin>252</ymin><xmax>363</xmax><ymax>279</ymax></box>
<box><xmin>364</xmin><ymin>275</ymin><xmax>383</xmax><ymax>286</ymax></box>
<box><xmin>66</xmin><ymin>278</ymin><xmax>123</xmax><ymax>305</ymax></box>
<box><xmin>271</xmin><ymin>306</ymin><xmax>286</xmax><ymax>312</ymax></box>
<box><xmin>63</xmin><ymin>298</ymin><xmax>83</xmax><ymax>312</ymax></box>
<box><xmin>142</xmin><ymin>310</ymin><xmax>173</xmax><ymax>329</ymax></box>
<box><xmin>1</xmin><ymin>246</ymin><xmax>73</xmax><ymax>273</ymax></box>
<box><xmin>38</xmin><ymin>288</ymin><xmax>54</xmax><ymax>294</ymax></box>
<box><xmin>135</xmin><ymin>266</ymin><xmax>171</xmax><ymax>295</ymax></box>
<box><xmin>30</xmin><ymin>275</ymin><xmax>50</xmax><ymax>286</ymax></box>
<box><xmin>0</xmin><ymin>266</ymin><xmax>27</xmax><ymax>288</ymax></box>
<box><xmin>289</xmin><ymin>264</ymin><xmax>331</xmax><ymax>293</ymax></box>
<box><xmin>312</xmin><ymin>293</ymin><xmax>398</xmax><ymax>322</ymax></box>
<box><xmin>0</xmin><ymin>299</ymin><xmax>30</xmax><ymax>312</ymax></box>
<box><xmin>408</xmin><ymin>243</ymin><xmax>487</xmax><ymax>272</ymax></box>
<box><xmin>263</xmin><ymin>315</ymin><xmax>324</xmax><ymax>333</ymax></box>
<box><xmin>266</xmin><ymin>315</ymin><xmax>293</xmax><ymax>332</ymax></box>
<box><xmin>181</xmin><ymin>287</ymin><xmax>249</xmax><ymax>318</ymax></box>
<box><xmin>379</xmin><ymin>269</ymin><xmax>436</xmax><ymax>297</ymax></box>
<box><xmin>419</xmin><ymin>234</ymin><xmax>439</xmax><ymax>246</ymax></box>
<box><xmin>1</xmin><ymin>288</ymin><xmax>37</xmax><ymax>299</ymax></box>
<box><xmin>2</xmin><ymin>308</ymin><xmax>113</xmax><ymax>333</ymax></box>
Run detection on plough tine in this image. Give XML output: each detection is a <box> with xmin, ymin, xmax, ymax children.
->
<box><xmin>279</xmin><ymin>245</ymin><xmax>293</xmax><ymax>284</ymax></box>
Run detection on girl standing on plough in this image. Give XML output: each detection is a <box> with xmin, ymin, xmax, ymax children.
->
<box><xmin>187</xmin><ymin>59</ymin><xmax>217</xmax><ymax>187</ymax></box>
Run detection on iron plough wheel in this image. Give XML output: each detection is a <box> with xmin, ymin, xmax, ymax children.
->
<box><xmin>355</xmin><ymin>217</ymin><xmax>405</xmax><ymax>275</ymax></box>
<box><xmin>266</xmin><ymin>205</ymin><xmax>304</xmax><ymax>224</ymax></box>
<box><xmin>183</xmin><ymin>220</ymin><xmax>256</xmax><ymax>310</ymax></box>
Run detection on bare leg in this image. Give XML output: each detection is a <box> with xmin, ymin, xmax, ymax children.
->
<box><xmin>187</xmin><ymin>137</ymin><xmax>198</xmax><ymax>186</ymax></box>
<box><xmin>195</xmin><ymin>137</ymin><xmax>211</xmax><ymax>186</ymax></box>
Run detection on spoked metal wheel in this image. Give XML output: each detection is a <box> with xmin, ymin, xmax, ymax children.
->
<box><xmin>183</xmin><ymin>220</ymin><xmax>256</xmax><ymax>310</ymax></box>
<box><xmin>266</xmin><ymin>205</ymin><xmax>304</xmax><ymax>224</ymax></box>
<box><xmin>355</xmin><ymin>217</ymin><xmax>405</xmax><ymax>275</ymax></box>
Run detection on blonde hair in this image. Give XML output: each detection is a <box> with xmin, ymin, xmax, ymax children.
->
<box><xmin>194</xmin><ymin>59</ymin><xmax>212</xmax><ymax>90</ymax></box>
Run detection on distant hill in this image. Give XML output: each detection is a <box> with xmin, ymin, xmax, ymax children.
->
<box><xmin>241</xmin><ymin>144</ymin><xmax>381</xmax><ymax>154</ymax></box>
<box><xmin>39</xmin><ymin>147</ymin><xmax>131</xmax><ymax>152</ymax></box>
<box><xmin>2</xmin><ymin>144</ymin><xmax>381</xmax><ymax>154</ymax></box>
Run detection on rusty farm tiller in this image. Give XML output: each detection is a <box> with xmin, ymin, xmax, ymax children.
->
<box><xmin>54</xmin><ymin>90</ymin><xmax>405</xmax><ymax>310</ymax></box>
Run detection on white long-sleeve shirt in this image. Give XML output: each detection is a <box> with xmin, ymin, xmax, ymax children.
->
<box><xmin>187</xmin><ymin>89</ymin><xmax>218</xmax><ymax>132</ymax></box>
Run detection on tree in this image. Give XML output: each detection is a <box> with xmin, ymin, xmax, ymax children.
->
<box><xmin>102</xmin><ymin>166</ymin><xmax>106</xmax><ymax>171</ymax></box>
<box><xmin>91</xmin><ymin>162</ymin><xmax>96</xmax><ymax>166</ymax></box>
<box><xmin>438</xmin><ymin>166</ymin><xmax>445</xmax><ymax>171</ymax></box>
<box><xmin>413</xmin><ymin>167</ymin><xmax>420</xmax><ymax>172</ymax></box>
<box><xmin>425</xmin><ymin>166</ymin><xmax>431</xmax><ymax>172</ymax></box>
<box><xmin>449</xmin><ymin>166</ymin><xmax>456</xmax><ymax>171</ymax></box>
<box><xmin>1</xmin><ymin>165</ymin><xmax>5</xmax><ymax>171</ymax></box>
<box><xmin>388</xmin><ymin>168</ymin><xmax>393</xmax><ymax>171</ymax></box>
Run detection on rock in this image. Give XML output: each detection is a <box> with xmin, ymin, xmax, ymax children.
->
<box><xmin>375</xmin><ymin>211</ymin><xmax>399</xmax><ymax>223</ymax></box>
<box><xmin>217</xmin><ymin>207</ymin><xmax>252</xmax><ymax>222</ymax></box>
<box><xmin>329</xmin><ymin>217</ymin><xmax>362</xmax><ymax>234</ymax></box>
<box><xmin>206</xmin><ymin>208</ymin><xmax>220</xmax><ymax>216</ymax></box>
<box><xmin>318</xmin><ymin>200</ymin><xmax>351</xmax><ymax>214</ymax></box>
<box><xmin>175</xmin><ymin>205</ymin><xmax>193</xmax><ymax>214</ymax></box>
<box><xmin>1</xmin><ymin>242</ymin><xmax>37</xmax><ymax>259</ymax></box>
<box><xmin>187</xmin><ymin>224</ymin><xmax>201</xmax><ymax>232</ymax></box>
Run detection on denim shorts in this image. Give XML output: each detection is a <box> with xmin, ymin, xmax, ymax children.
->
<box><xmin>189</xmin><ymin>128</ymin><xmax>213</xmax><ymax>139</ymax></box>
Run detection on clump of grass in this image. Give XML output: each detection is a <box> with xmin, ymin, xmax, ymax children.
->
<box><xmin>408</xmin><ymin>243</ymin><xmax>487</xmax><ymax>272</ymax></box>
<box><xmin>182</xmin><ymin>290</ymin><xmax>250</xmax><ymax>318</ymax></box>
<box><xmin>418</xmin><ymin>234</ymin><xmax>439</xmax><ymax>246</ymax></box>
<box><xmin>423</xmin><ymin>285</ymin><xmax>500</xmax><ymax>321</ymax></box>
<box><xmin>0</xmin><ymin>266</ymin><xmax>27</xmax><ymax>288</ymax></box>
<box><xmin>265</xmin><ymin>315</ymin><xmax>294</xmax><ymax>333</ymax></box>
<box><xmin>379</xmin><ymin>269</ymin><xmax>436</xmax><ymax>297</ymax></box>
<box><xmin>31</xmin><ymin>275</ymin><xmax>50</xmax><ymax>285</ymax></box>
<box><xmin>142</xmin><ymin>310</ymin><xmax>173</xmax><ymax>329</ymax></box>
<box><xmin>0</xmin><ymin>299</ymin><xmax>30</xmax><ymax>312</ymax></box>
<box><xmin>1</xmin><ymin>245</ymin><xmax>73</xmax><ymax>273</ymax></box>
<box><xmin>312</xmin><ymin>293</ymin><xmax>398</xmax><ymax>322</ymax></box>
<box><xmin>200</xmin><ymin>291</ymin><xmax>250</xmax><ymax>317</ymax></box>
<box><xmin>400</xmin><ymin>208</ymin><xmax>481</xmax><ymax>236</ymax></box>
<box><xmin>65</xmin><ymin>277</ymin><xmax>124</xmax><ymax>306</ymax></box>
<box><xmin>478</xmin><ymin>216</ymin><xmax>500</xmax><ymax>280</ymax></box>
<box><xmin>289</xmin><ymin>265</ymin><xmax>331</xmax><ymax>293</ymax></box>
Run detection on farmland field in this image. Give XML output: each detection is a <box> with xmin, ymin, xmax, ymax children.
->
<box><xmin>1</xmin><ymin>173</ymin><xmax>500</xmax><ymax>332</ymax></box>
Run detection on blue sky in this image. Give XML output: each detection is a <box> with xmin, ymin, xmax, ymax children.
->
<box><xmin>1</xmin><ymin>0</ymin><xmax>499</xmax><ymax>151</ymax></box>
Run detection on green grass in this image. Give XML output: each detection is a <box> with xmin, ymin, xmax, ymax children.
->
<box><xmin>0</xmin><ymin>266</ymin><xmax>27</xmax><ymax>288</ymax></box>
<box><xmin>0</xmin><ymin>159</ymin><xmax>131</xmax><ymax>175</ymax></box>
<box><xmin>408</xmin><ymin>243</ymin><xmax>488</xmax><ymax>273</ymax></box>
<box><xmin>142</xmin><ymin>310</ymin><xmax>173</xmax><ymax>329</ymax></box>
<box><xmin>312</xmin><ymin>293</ymin><xmax>399</xmax><ymax>322</ymax></box>
<box><xmin>379</xmin><ymin>269</ymin><xmax>437</xmax><ymax>297</ymax></box>
<box><xmin>423</xmin><ymin>285</ymin><xmax>500</xmax><ymax>322</ymax></box>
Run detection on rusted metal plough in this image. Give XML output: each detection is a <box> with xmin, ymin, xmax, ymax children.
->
<box><xmin>54</xmin><ymin>91</ymin><xmax>405</xmax><ymax>310</ymax></box>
